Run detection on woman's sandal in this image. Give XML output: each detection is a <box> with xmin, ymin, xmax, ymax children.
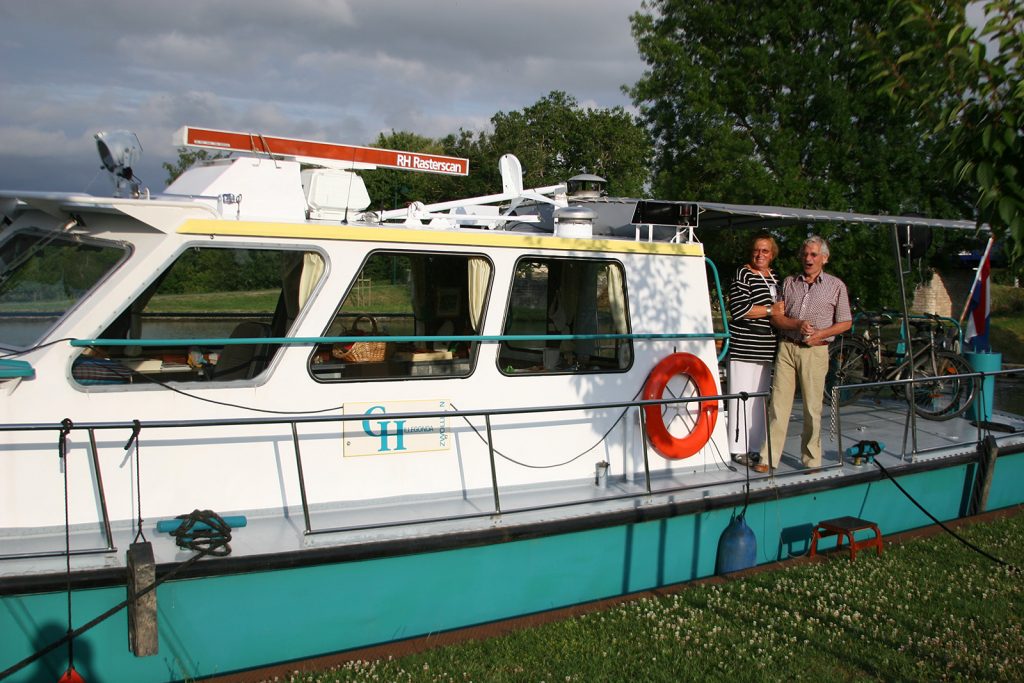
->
<box><xmin>732</xmin><ymin>453</ymin><xmax>751</xmax><ymax>466</ymax></box>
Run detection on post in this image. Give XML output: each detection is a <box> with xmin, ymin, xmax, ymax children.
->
<box><xmin>965</xmin><ymin>351</ymin><xmax>1002</xmax><ymax>422</ymax></box>
<box><xmin>485</xmin><ymin>415</ymin><xmax>501</xmax><ymax>514</ymax></box>
<box><xmin>892</xmin><ymin>225</ymin><xmax>918</xmax><ymax>456</ymax></box>
<box><xmin>127</xmin><ymin>542</ymin><xmax>158</xmax><ymax>656</ymax></box>
<box><xmin>969</xmin><ymin>435</ymin><xmax>999</xmax><ymax>516</ymax></box>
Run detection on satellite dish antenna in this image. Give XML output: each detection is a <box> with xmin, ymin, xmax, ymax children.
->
<box><xmin>499</xmin><ymin>154</ymin><xmax>523</xmax><ymax>196</ymax></box>
<box><xmin>94</xmin><ymin>130</ymin><xmax>142</xmax><ymax>196</ymax></box>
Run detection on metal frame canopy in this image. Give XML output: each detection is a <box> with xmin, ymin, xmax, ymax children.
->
<box><xmin>173</xmin><ymin>125</ymin><xmax>470</xmax><ymax>176</ymax></box>
<box><xmin>695</xmin><ymin>201</ymin><xmax>986</xmax><ymax>232</ymax></box>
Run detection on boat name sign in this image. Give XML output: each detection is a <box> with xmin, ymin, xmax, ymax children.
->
<box><xmin>344</xmin><ymin>400</ymin><xmax>451</xmax><ymax>457</ymax></box>
<box><xmin>175</xmin><ymin>126</ymin><xmax>470</xmax><ymax>176</ymax></box>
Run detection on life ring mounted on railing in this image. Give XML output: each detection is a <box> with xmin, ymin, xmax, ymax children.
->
<box><xmin>643</xmin><ymin>352</ymin><xmax>719</xmax><ymax>459</ymax></box>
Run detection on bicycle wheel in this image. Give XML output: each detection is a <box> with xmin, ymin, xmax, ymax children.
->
<box><xmin>825</xmin><ymin>337</ymin><xmax>872</xmax><ymax>407</ymax></box>
<box><xmin>907</xmin><ymin>350</ymin><xmax>976</xmax><ymax>420</ymax></box>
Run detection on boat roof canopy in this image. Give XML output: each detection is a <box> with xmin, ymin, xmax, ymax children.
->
<box><xmin>695</xmin><ymin>201</ymin><xmax>986</xmax><ymax>233</ymax></box>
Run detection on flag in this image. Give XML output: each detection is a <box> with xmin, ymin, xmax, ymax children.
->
<box><xmin>964</xmin><ymin>239</ymin><xmax>993</xmax><ymax>352</ymax></box>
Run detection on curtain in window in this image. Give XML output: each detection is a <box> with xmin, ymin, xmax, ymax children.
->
<box><xmin>607</xmin><ymin>264</ymin><xmax>627</xmax><ymax>333</ymax></box>
<box><xmin>467</xmin><ymin>257</ymin><xmax>489</xmax><ymax>333</ymax></box>
<box><xmin>297</xmin><ymin>253</ymin><xmax>325</xmax><ymax>310</ymax></box>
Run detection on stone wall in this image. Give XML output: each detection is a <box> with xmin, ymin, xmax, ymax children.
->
<box><xmin>911</xmin><ymin>269</ymin><xmax>976</xmax><ymax>318</ymax></box>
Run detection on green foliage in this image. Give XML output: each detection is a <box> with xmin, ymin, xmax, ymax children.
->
<box><xmin>866</xmin><ymin>0</ymin><xmax>1024</xmax><ymax>266</ymax></box>
<box><xmin>155</xmin><ymin>248</ymin><xmax>283</xmax><ymax>296</ymax></box>
<box><xmin>990</xmin><ymin>315</ymin><xmax>1024</xmax><ymax>365</ymax></box>
<box><xmin>361</xmin><ymin>92</ymin><xmax>652</xmax><ymax>210</ymax></box>
<box><xmin>992</xmin><ymin>282</ymin><xmax>1024</xmax><ymax>315</ymax></box>
<box><xmin>487</xmin><ymin>91</ymin><xmax>652</xmax><ymax>197</ymax></box>
<box><xmin>162</xmin><ymin>148</ymin><xmax>227</xmax><ymax>186</ymax></box>
<box><xmin>629</xmin><ymin>0</ymin><xmax>973</xmax><ymax>308</ymax></box>
<box><xmin>0</xmin><ymin>236</ymin><xmax>125</xmax><ymax>307</ymax></box>
<box><xmin>359</xmin><ymin>131</ymin><xmax>457</xmax><ymax>212</ymax></box>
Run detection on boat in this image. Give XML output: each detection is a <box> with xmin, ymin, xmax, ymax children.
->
<box><xmin>1</xmin><ymin>126</ymin><xmax>1022</xmax><ymax>683</ymax></box>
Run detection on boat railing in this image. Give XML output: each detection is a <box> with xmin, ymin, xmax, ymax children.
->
<box><xmin>830</xmin><ymin>365</ymin><xmax>1023</xmax><ymax>460</ymax></box>
<box><xmin>0</xmin><ymin>388</ymin><xmax>766</xmax><ymax>562</ymax></box>
<box><xmin>6</xmin><ymin>364</ymin><xmax>1019</xmax><ymax>562</ymax></box>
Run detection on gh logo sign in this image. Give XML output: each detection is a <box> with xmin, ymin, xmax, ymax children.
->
<box><xmin>362</xmin><ymin>405</ymin><xmax>407</xmax><ymax>452</ymax></box>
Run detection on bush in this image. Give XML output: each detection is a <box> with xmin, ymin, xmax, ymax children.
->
<box><xmin>991</xmin><ymin>284</ymin><xmax>1024</xmax><ymax>315</ymax></box>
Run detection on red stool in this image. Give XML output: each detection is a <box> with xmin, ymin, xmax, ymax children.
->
<box><xmin>809</xmin><ymin>516</ymin><xmax>883</xmax><ymax>561</ymax></box>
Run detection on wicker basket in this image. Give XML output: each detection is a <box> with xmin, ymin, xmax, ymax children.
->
<box><xmin>331</xmin><ymin>316</ymin><xmax>387</xmax><ymax>363</ymax></box>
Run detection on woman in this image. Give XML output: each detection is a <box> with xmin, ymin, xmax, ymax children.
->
<box><xmin>727</xmin><ymin>233</ymin><xmax>781</xmax><ymax>470</ymax></box>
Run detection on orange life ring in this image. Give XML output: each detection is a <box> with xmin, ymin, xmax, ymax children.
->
<box><xmin>643</xmin><ymin>353</ymin><xmax>719</xmax><ymax>459</ymax></box>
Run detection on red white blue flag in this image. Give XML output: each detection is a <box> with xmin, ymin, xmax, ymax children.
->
<box><xmin>964</xmin><ymin>237</ymin><xmax>993</xmax><ymax>352</ymax></box>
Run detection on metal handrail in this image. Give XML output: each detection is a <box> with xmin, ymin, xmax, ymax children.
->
<box><xmin>0</xmin><ymin>389</ymin><xmax>771</xmax><ymax>560</ymax></box>
<box><xmin>831</xmin><ymin>365</ymin><xmax>1023</xmax><ymax>460</ymax></box>
<box><xmin>68</xmin><ymin>331</ymin><xmax>730</xmax><ymax>348</ymax></box>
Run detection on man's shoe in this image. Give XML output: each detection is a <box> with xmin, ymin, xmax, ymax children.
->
<box><xmin>752</xmin><ymin>463</ymin><xmax>769</xmax><ymax>473</ymax></box>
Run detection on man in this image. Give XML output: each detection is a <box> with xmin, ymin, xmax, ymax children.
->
<box><xmin>754</xmin><ymin>235</ymin><xmax>852</xmax><ymax>473</ymax></box>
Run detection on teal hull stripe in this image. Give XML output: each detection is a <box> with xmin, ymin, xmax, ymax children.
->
<box><xmin>3</xmin><ymin>455</ymin><xmax>1020</xmax><ymax>683</ymax></box>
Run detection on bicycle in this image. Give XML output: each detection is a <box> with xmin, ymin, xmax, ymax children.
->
<box><xmin>825</xmin><ymin>310</ymin><xmax>976</xmax><ymax>420</ymax></box>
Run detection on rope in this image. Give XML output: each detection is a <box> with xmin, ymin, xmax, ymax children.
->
<box><xmin>125</xmin><ymin>420</ymin><xmax>146</xmax><ymax>544</ymax></box>
<box><xmin>449</xmin><ymin>383</ymin><xmax>647</xmax><ymax>470</ymax></box>
<box><xmin>168</xmin><ymin>509</ymin><xmax>233</xmax><ymax>557</ymax></box>
<box><xmin>873</xmin><ymin>458</ymin><xmax>1019</xmax><ymax>572</ymax></box>
<box><xmin>0</xmin><ymin>510</ymin><xmax>233</xmax><ymax>681</ymax></box>
<box><xmin>738</xmin><ymin>392</ymin><xmax>751</xmax><ymax>517</ymax></box>
<box><xmin>58</xmin><ymin>418</ymin><xmax>75</xmax><ymax>673</ymax></box>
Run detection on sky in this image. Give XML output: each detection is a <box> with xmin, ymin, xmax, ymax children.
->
<box><xmin>0</xmin><ymin>0</ymin><xmax>646</xmax><ymax>194</ymax></box>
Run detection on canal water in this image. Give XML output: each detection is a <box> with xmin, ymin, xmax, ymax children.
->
<box><xmin>994</xmin><ymin>371</ymin><xmax>1024</xmax><ymax>417</ymax></box>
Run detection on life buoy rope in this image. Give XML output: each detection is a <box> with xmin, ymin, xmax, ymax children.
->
<box><xmin>643</xmin><ymin>353</ymin><xmax>719</xmax><ymax>459</ymax></box>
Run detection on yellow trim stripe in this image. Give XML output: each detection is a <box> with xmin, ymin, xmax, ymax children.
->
<box><xmin>177</xmin><ymin>219</ymin><xmax>705</xmax><ymax>256</ymax></box>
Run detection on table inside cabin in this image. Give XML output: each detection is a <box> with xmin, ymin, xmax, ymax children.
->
<box><xmin>312</xmin><ymin>351</ymin><xmax>471</xmax><ymax>379</ymax></box>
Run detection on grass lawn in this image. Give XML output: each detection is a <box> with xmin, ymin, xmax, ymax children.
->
<box><xmin>266</xmin><ymin>511</ymin><xmax>1024</xmax><ymax>683</ymax></box>
<box><xmin>146</xmin><ymin>289</ymin><xmax>280</xmax><ymax>313</ymax></box>
<box><xmin>991</xmin><ymin>314</ymin><xmax>1024</xmax><ymax>365</ymax></box>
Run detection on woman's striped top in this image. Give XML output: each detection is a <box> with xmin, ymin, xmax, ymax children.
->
<box><xmin>728</xmin><ymin>265</ymin><xmax>778</xmax><ymax>363</ymax></box>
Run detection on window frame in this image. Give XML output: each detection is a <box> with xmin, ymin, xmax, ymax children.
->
<box><xmin>309</xmin><ymin>247</ymin><xmax>495</xmax><ymax>383</ymax></box>
<box><xmin>71</xmin><ymin>241</ymin><xmax>327</xmax><ymax>389</ymax></box>
<box><xmin>498</xmin><ymin>254</ymin><xmax>633</xmax><ymax>376</ymax></box>
<box><xmin>0</xmin><ymin>228</ymin><xmax>132</xmax><ymax>351</ymax></box>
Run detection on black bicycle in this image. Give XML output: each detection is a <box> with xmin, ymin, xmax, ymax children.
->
<box><xmin>826</xmin><ymin>311</ymin><xmax>975</xmax><ymax>420</ymax></box>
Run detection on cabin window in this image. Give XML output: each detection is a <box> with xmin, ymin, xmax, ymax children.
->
<box><xmin>0</xmin><ymin>230</ymin><xmax>128</xmax><ymax>350</ymax></box>
<box><xmin>311</xmin><ymin>251</ymin><xmax>491</xmax><ymax>381</ymax></box>
<box><xmin>499</xmin><ymin>257</ymin><xmax>631</xmax><ymax>374</ymax></box>
<box><xmin>73</xmin><ymin>246</ymin><xmax>324</xmax><ymax>385</ymax></box>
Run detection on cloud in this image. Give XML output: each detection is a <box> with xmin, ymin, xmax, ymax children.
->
<box><xmin>0</xmin><ymin>0</ymin><xmax>645</xmax><ymax>191</ymax></box>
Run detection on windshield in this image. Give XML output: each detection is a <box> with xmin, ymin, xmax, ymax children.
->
<box><xmin>0</xmin><ymin>230</ymin><xmax>128</xmax><ymax>350</ymax></box>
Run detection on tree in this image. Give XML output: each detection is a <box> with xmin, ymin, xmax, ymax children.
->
<box><xmin>359</xmin><ymin>131</ymin><xmax>454</xmax><ymax>212</ymax></box>
<box><xmin>362</xmin><ymin>93</ymin><xmax>652</xmax><ymax>210</ymax></box>
<box><xmin>866</xmin><ymin>0</ymin><xmax>1024</xmax><ymax>264</ymax></box>
<box><xmin>162</xmin><ymin>149</ymin><xmax>226</xmax><ymax>186</ymax></box>
<box><xmin>487</xmin><ymin>91</ymin><xmax>652</xmax><ymax>197</ymax></box>
<box><xmin>628</xmin><ymin>0</ymin><xmax>972</xmax><ymax>308</ymax></box>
